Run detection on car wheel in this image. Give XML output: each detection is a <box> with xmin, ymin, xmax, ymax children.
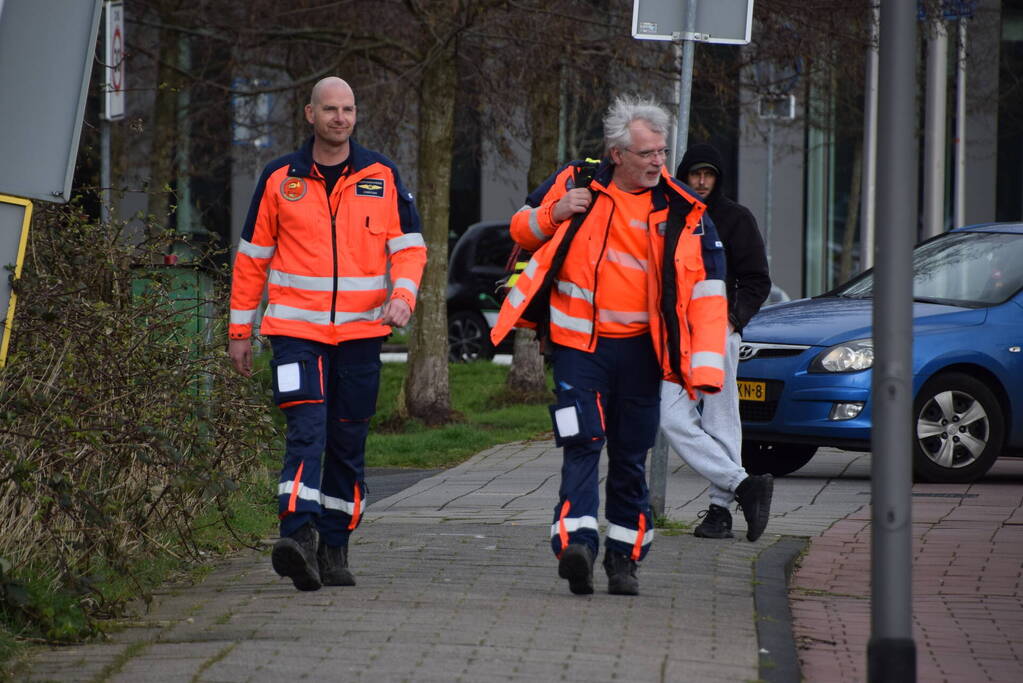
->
<box><xmin>912</xmin><ymin>372</ymin><xmax>1004</xmax><ymax>483</ymax></box>
<box><xmin>448</xmin><ymin>310</ymin><xmax>495</xmax><ymax>362</ymax></box>
<box><xmin>741</xmin><ymin>441</ymin><xmax>817</xmax><ymax>477</ymax></box>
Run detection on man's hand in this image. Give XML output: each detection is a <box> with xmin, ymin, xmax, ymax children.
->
<box><xmin>229</xmin><ymin>338</ymin><xmax>253</xmax><ymax>377</ymax></box>
<box><xmin>551</xmin><ymin>188</ymin><xmax>592</xmax><ymax>224</ymax></box>
<box><xmin>382</xmin><ymin>297</ymin><xmax>412</xmax><ymax>328</ymax></box>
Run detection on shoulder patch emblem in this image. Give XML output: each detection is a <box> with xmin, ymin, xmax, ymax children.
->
<box><xmin>356</xmin><ymin>178</ymin><xmax>386</xmax><ymax>198</ymax></box>
<box><xmin>280</xmin><ymin>177</ymin><xmax>307</xmax><ymax>201</ymax></box>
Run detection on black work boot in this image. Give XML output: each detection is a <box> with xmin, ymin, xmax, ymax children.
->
<box><xmin>318</xmin><ymin>542</ymin><xmax>356</xmax><ymax>587</ymax></box>
<box><xmin>271</xmin><ymin>523</ymin><xmax>321</xmax><ymax>591</ymax></box>
<box><xmin>557</xmin><ymin>544</ymin><xmax>594</xmax><ymax>595</ymax></box>
<box><xmin>734</xmin><ymin>473</ymin><xmax>775</xmax><ymax>542</ymax></box>
<box><xmin>603</xmin><ymin>550</ymin><xmax>639</xmax><ymax>596</ymax></box>
<box><xmin>693</xmin><ymin>504</ymin><xmax>734</xmax><ymax>539</ymax></box>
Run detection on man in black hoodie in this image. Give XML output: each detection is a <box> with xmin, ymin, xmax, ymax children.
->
<box><xmin>659</xmin><ymin>143</ymin><xmax>774</xmax><ymax>541</ymax></box>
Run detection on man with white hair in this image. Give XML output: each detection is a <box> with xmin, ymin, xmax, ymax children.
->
<box><xmin>491</xmin><ymin>96</ymin><xmax>728</xmax><ymax>596</ymax></box>
<box><xmin>228</xmin><ymin>77</ymin><xmax>426</xmax><ymax>591</ymax></box>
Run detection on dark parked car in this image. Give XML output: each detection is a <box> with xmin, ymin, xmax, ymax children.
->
<box><xmin>447</xmin><ymin>221</ymin><xmax>514</xmax><ymax>362</ymax></box>
<box><xmin>737</xmin><ymin>223</ymin><xmax>1023</xmax><ymax>483</ymax></box>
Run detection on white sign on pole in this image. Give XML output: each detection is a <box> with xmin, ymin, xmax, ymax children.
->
<box><xmin>632</xmin><ymin>0</ymin><xmax>753</xmax><ymax>44</ymax></box>
<box><xmin>102</xmin><ymin>0</ymin><xmax>125</xmax><ymax>121</ymax></box>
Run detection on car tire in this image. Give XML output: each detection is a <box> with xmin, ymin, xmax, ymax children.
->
<box><xmin>912</xmin><ymin>372</ymin><xmax>1004</xmax><ymax>484</ymax></box>
<box><xmin>448</xmin><ymin>310</ymin><xmax>495</xmax><ymax>363</ymax></box>
<box><xmin>741</xmin><ymin>441</ymin><xmax>817</xmax><ymax>477</ymax></box>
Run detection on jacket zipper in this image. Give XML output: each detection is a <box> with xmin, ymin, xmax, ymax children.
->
<box><xmin>588</xmin><ymin>204</ymin><xmax>614</xmax><ymax>348</ymax></box>
<box><xmin>326</xmin><ymin>182</ymin><xmax>340</xmax><ymax>324</ymax></box>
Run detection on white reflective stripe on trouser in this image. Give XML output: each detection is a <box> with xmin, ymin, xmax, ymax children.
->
<box><xmin>550</xmin><ymin>306</ymin><xmax>593</xmax><ymax>335</ymax></box>
<box><xmin>238</xmin><ymin>238</ymin><xmax>276</xmax><ymax>259</ymax></box>
<box><xmin>549</xmin><ymin>515</ymin><xmax>599</xmax><ymax>538</ymax></box>
<box><xmin>606</xmin><ymin>522</ymin><xmax>654</xmax><ymax>547</ymax></box>
<box><xmin>691</xmin><ymin>279</ymin><xmax>727</xmax><ymax>299</ymax></box>
<box><xmin>230</xmin><ymin>308</ymin><xmax>258</xmax><ymax>326</ymax></box>
<box><xmin>321</xmin><ymin>493</ymin><xmax>366</xmax><ymax>516</ymax></box>
<box><xmin>692</xmin><ymin>350</ymin><xmax>726</xmax><ymax>373</ymax></box>
<box><xmin>264</xmin><ymin>303</ymin><xmax>384</xmax><ymax>326</ymax></box>
<box><xmin>278</xmin><ymin>480</ymin><xmax>322</xmax><ymax>503</ymax></box>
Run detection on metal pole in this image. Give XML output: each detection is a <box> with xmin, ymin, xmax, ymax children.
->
<box><xmin>100</xmin><ymin>119</ymin><xmax>111</xmax><ymax>224</ymax></box>
<box><xmin>654</xmin><ymin>0</ymin><xmax>698</xmax><ymax>517</ymax></box>
<box><xmin>922</xmin><ymin>17</ymin><xmax>948</xmax><ymax>239</ymax></box>
<box><xmin>954</xmin><ymin>18</ymin><xmax>967</xmax><ymax>229</ymax></box>
<box><xmin>765</xmin><ymin>118</ymin><xmax>774</xmax><ymax>263</ymax></box>
<box><xmin>868</xmin><ymin>0</ymin><xmax>917</xmax><ymax>680</ymax></box>
<box><xmin>861</xmin><ymin>3</ymin><xmax>879</xmax><ymax>271</ymax></box>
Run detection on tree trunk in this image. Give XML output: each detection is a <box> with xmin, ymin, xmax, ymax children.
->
<box><xmin>839</xmin><ymin>145</ymin><xmax>863</xmax><ymax>283</ymax></box>
<box><xmin>505</xmin><ymin>69</ymin><xmax>560</xmax><ymax>397</ymax></box>
<box><xmin>403</xmin><ymin>43</ymin><xmax>457</xmax><ymax>424</ymax></box>
<box><xmin>147</xmin><ymin>23</ymin><xmax>180</xmax><ymax>237</ymax></box>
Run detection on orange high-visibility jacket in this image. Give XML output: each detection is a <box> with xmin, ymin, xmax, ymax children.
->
<box><xmin>491</xmin><ymin>160</ymin><xmax>728</xmax><ymax>395</ymax></box>
<box><xmin>229</xmin><ymin>137</ymin><xmax>426</xmax><ymax>344</ymax></box>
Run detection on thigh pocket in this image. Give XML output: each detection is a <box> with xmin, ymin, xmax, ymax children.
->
<box><xmin>549</xmin><ymin>385</ymin><xmax>605</xmax><ymax>447</ymax></box>
<box><xmin>270</xmin><ymin>352</ymin><xmax>325</xmax><ymax>408</ymax></box>
<box><xmin>616</xmin><ymin>395</ymin><xmax>660</xmax><ymax>452</ymax></box>
<box><xmin>335</xmin><ymin>361</ymin><xmax>382</xmax><ymax>421</ymax></box>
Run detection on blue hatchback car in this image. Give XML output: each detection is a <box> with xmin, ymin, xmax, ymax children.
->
<box><xmin>737</xmin><ymin>223</ymin><xmax>1023</xmax><ymax>483</ymax></box>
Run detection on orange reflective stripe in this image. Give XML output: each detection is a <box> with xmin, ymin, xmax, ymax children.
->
<box><xmin>279</xmin><ymin>399</ymin><xmax>324</xmax><ymax>410</ymax></box>
<box><xmin>317</xmin><ymin>356</ymin><xmax>324</xmax><ymax>396</ymax></box>
<box><xmin>557</xmin><ymin>500</ymin><xmax>571</xmax><ymax>556</ymax></box>
<box><xmin>347</xmin><ymin>482</ymin><xmax>362</xmax><ymax>530</ymax></box>
<box><xmin>594</xmin><ymin>392</ymin><xmax>606</xmax><ymax>432</ymax></box>
<box><xmin>280</xmin><ymin>461</ymin><xmax>305</xmax><ymax>520</ymax></box>
<box><xmin>631</xmin><ymin>513</ymin><xmax>646</xmax><ymax>561</ymax></box>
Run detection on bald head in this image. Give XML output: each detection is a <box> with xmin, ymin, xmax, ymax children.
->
<box><xmin>310</xmin><ymin>77</ymin><xmax>354</xmax><ymax>106</ymax></box>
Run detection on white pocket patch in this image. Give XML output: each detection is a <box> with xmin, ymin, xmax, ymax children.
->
<box><xmin>277</xmin><ymin>362</ymin><xmax>302</xmax><ymax>393</ymax></box>
<box><xmin>554</xmin><ymin>406</ymin><xmax>580</xmax><ymax>438</ymax></box>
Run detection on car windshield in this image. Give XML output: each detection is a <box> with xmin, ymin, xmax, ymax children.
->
<box><xmin>835</xmin><ymin>231</ymin><xmax>1023</xmax><ymax>306</ymax></box>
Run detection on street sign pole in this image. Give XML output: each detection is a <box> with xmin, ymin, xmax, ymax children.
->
<box><xmin>101</xmin><ymin>0</ymin><xmax>125</xmax><ymax>224</ymax></box>
<box><xmin>672</xmin><ymin>1</ymin><xmax>697</xmax><ymax>171</ymax></box>
<box><xmin>869</xmin><ymin>0</ymin><xmax>917</xmax><ymax>680</ymax></box>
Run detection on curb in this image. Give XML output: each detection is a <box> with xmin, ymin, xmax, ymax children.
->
<box><xmin>754</xmin><ymin>535</ymin><xmax>808</xmax><ymax>683</ymax></box>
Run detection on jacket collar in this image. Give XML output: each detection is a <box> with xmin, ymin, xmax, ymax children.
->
<box><xmin>289</xmin><ymin>136</ymin><xmax>371</xmax><ymax>178</ymax></box>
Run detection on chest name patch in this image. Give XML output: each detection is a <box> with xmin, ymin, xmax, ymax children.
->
<box><xmin>280</xmin><ymin>177</ymin><xmax>307</xmax><ymax>201</ymax></box>
<box><xmin>356</xmin><ymin>178</ymin><xmax>386</xmax><ymax>198</ymax></box>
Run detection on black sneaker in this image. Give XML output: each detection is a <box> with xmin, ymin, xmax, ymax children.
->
<box><xmin>603</xmin><ymin>550</ymin><xmax>639</xmax><ymax>596</ymax></box>
<box><xmin>318</xmin><ymin>542</ymin><xmax>356</xmax><ymax>586</ymax></box>
<box><xmin>693</xmin><ymin>504</ymin><xmax>734</xmax><ymax>539</ymax></box>
<box><xmin>734</xmin><ymin>474</ymin><xmax>774</xmax><ymax>542</ymax></box>
<box><xmin>271</xmin><ymin>523</ymin><xmax>322</xmax><ymax>591</ymax></box>
<box><xmin>558</xmin><ymin>544</ymin><xmax>594</xmax><ymax>595</ymax></box>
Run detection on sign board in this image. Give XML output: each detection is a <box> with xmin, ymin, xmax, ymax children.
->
<box><xmin>0</xmin><ymin>195</ymin><xmax>32</xmax><ymax>367</ymax></box>
<box><xmin>0</xmin><ymin>0</ymin><xmax>103</xmax><ymax>203</ymax></box>
<box><xmin>632</xmin><ymin>0</ymin><xmax>754</xmax><ymax>44</ymax></box>
<box><xmin>102</xmin><ymin>0</ymin><xmax>125</xmax><ymax>121</ymax></box>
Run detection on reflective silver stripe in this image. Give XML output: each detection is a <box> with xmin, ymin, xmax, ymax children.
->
<box><xmin>606</xmin><ymin>522</ymin><xmax>654</xmax><ymax>546</ymax></box>
<box><xmin>391</xmin><ymin>277</ymin><xmax>419</xmax><ymax>296</ymax></box>
<box><xmin>548</xmin><ymin>515</ymin><xmax>599</xmax><ymax>537</ymax></box>
<box><xmin>265</xmin><ymin>303</ymin><xmax>383</xmax><ymax>326</ymax></box>
<box><xmin>550</xmin><ymin>306</ymin><xmax>593</xmax><ymax>334</ymax></box>
<box><xmin>230</xmin><ymin>308</ymin><xmax>258</xmax><ymax>326</ymax></box>
<box><xmin>523</xmin><ymin>258</ymin><xmax>539</xmax><ymax>278</ymax></box>
<box><xmin>555</xmin><ymin>279</ymin><xmax>594</xmax><ymax>304</ymax></box>
<box><xmin>628</xmin><ymin>218</ymin><xmax>649</xmax><ymax>231</ymax></box>
<box><xmin>277</xmin><ymin>480</ymin><xmax>322</xmax><ymax>503</ymax></box>
<box><xmin>605</xmin><ymin>248</ymin><xmax>648</xmax><ymax>272</ymax></box>
<box><xmin>321</xmin><ymin>493</ymin><xmax>367</xmax><ymax>515</ymax></box>
<box><xmin>238</xmin><ymin>239</ymin><xmax>276</xmax><ymax>259</ymax></box>
<box><xmin>528</xmin><ymin>209</ymin><xmax>546</xmax><ymax>241</ymax></box>
<box><xmin>268</xmin><ymin>270</ymin><xmax>389</xmax><ymax>292</ymax></box>
<box><xmin>692</xmin><ymin>350</ymin><xmax>726</xmax><ymax>372</ymax></box>
<box><xmin>692</xmin><ymin>279</ymin><xmax>727</xmax><ymax>299</ymax></box>
<box><xmin>507</xmin><ymin>286</ymin><xmax>526</xmax><ymax>308</ymax></box>
<box><xmin>387</xmin><ymin>233</ymin><xmax>426</xmax><ymax>253</ymax></box>
<box><xmin>598</xmin><ymin>309</ymin><xmax>649</xmax><ymax>324</ymax></box>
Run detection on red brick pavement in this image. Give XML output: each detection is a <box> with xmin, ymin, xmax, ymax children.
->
<box><xmin>790</xmin><ymin>474</ymin><xmax>1023</xmax><ymax>682</ymax></box>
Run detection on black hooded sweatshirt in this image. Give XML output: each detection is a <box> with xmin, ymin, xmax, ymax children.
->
<box><xmin>677</xmin><ymin>143</ymin><xmax>771</xmax><ymax>334</ymax></box>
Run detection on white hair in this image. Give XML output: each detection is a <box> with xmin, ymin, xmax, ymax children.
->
<box><xmin>603</xmin><ymin>95</ymin><xmax>670</xmax><ymax>156</ymax></box>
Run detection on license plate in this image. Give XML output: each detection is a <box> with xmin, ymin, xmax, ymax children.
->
<box><xmin>737</xmin><ymin>380</ymin><xmax>766</xmax><ymax>402</ymax></box>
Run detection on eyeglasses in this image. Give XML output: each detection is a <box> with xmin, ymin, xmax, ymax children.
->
<box><xmin>622</xmin><ymin>147</ymin><xmax>670</xmax><ymax>161</ymax></box>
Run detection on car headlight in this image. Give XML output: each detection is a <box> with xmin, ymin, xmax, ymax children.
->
<box><xmin>810</xmin><ymin>339</ymin><xmax>874</xmax><ymax>373</ymax></box>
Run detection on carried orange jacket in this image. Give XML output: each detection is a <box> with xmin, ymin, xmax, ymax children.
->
<box><xmin>491</xmin><ymin>160</ymin><xmax>728</xmax><ymax>396</ymax></box>
<box><xmin>229</xmin><ymin>137</ymin><xmax>426</xmax><ymax>345</ymax></box>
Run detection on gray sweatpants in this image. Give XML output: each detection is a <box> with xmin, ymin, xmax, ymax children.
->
<box><xmin>659</xmin><ymin>331</ymin><xmax>746</xmax><ymax>508</ymax></box>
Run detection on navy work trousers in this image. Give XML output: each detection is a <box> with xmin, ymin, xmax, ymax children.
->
<box><xmin>269</xmin><ymin>335</ymin><xmax>383</xmax><ymax>547</ymax></box>
<box><xmin>549</xmin><ymin>334</ymin><xmax>661</xmax><ymax>561</ymax></box>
